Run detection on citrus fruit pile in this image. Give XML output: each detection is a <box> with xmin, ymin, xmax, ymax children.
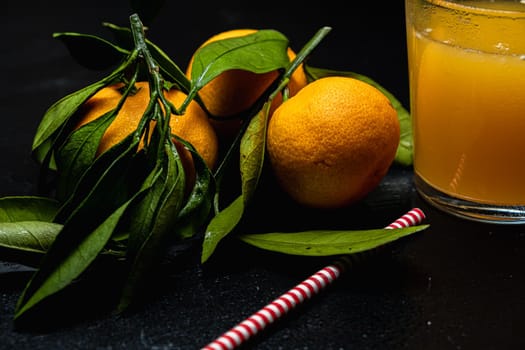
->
<box><xmin>75</xmin><ymin>28</ymin><xmax>400</xmax><ymax>210</ymax></box>
<box><xmin>184</xmin><ymin>28</ymin><xmax>308</xmax><ymax>143</ymax></box>
<box><xmin>3</xmin><ymin>21</ymin><xmax>416</xmax><ymax>323</ymax></box>
<box><xmin>74</xmin><ymin>81</ymin><xmax>219</xmax><ymax>189</ymax></box>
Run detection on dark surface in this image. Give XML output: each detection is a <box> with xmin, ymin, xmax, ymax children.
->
<box><xmin>2</xmin><ymin>1</ymin><xmax>524</xmax><ymax>349</ymax></box>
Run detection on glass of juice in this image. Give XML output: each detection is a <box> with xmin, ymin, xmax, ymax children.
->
<box><xmin>405</xmin><ymin>0</ymin><xmax>525</xmax><ymax>224</ymax></box>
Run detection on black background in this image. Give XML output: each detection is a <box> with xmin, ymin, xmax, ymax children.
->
<box><xmin>2</xmin><ymin>1</ymin><xmax>524</xmax><ymax>349</ymax></box>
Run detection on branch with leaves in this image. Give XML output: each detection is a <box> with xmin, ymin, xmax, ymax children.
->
<box><xmin>0</xmin><ymin>13</ymin><xmax>424</xmax><ymax>327</ymax></box>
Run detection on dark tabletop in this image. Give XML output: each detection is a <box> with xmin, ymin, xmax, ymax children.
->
<box><xmin>2</xmin><ymin>1</ymin><xmax>524</xmax><ymax>349</ymax></box>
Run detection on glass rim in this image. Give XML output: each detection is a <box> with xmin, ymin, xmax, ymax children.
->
<box><xmin>427</xmin><ymin>0</ymin><xmax>525</xmax><ymax>18</ymax></box>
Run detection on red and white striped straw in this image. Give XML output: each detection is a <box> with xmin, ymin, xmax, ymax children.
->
<box><xmin>201</xmin><ymin>208</ymin><xmax>426</xmax><ymax>350</ymax></box>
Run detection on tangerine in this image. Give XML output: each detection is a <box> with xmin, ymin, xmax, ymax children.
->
<box><xmin>74</xmin><ymin>81</ymin><xmax>219</xmax><ymax>177</ymax></box>
<box><xmin>185</xmin><ymin>28</ymin><xmax>308</xmax><ymax>141</ymax></box>
<box><xmin>266</xmin><ymin>76</ymin><xmax>400</xmax><ymax>209</ymax></box>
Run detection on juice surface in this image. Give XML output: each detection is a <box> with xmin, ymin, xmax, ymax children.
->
<box><xmin>407</xmin><ymin>0</ymin><xmax>525</xmax><ymax>205</ymax></box>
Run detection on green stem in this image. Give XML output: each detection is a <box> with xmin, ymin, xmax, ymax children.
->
<box><xmin>129</xmin><ymin>13</ymin><xmax>174</xmax><ymax>158</ymax></box>
<box><xmin>271</xmin><ymin>26</ymin><xmax>332</xmax><ymax>103</ymax></box>
<box><xmin>289</xmin><ymin>26</ymin><xmax>331</xmax><ymax>79</ymax></box>
<box><xmin>130</xmin><ymin>14</ymin><xmax>160</xmax><ymax>81</ymax></box>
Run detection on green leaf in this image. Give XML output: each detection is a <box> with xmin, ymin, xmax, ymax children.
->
<box><xmin>187</xmin><ymin>29</ymin><xmax>290</xmax><ymax>105</ymax></box>
<box><xmin>14</xmin><ymin>132</ymin><xmax>154</xmax><ymax>319</ymax></box>
<box><xmin>0</xmin><ymin>197</ymin><xmax>60</xmax><ymax>266</ymax></box>
<box><xmin>53</xmin><ymin>32</ymin><xmax>129</xmax><ymax>70</ymax></box>
<box><xmin>14</xmin><ymin>195</ymin><xmax>142</xmax><ymax>320</ymax></box>
<box><xmin>31</xmin><ymin>82</ymin><xmax>105</xmax><ymax>162</ymax></box>
<box><xmin>120</xmin><ymin>165</ymin><xmax>165</xmax><ymax>254</ymax></box>
<box><xmin>124</xmin><ymin>138</ymin><xmax>184</xmax><ymax>257</ymax></box>
<box><xmin>239</xmin><ymin>225</ymin><xmax>429</xmax><ymax>256</ymax></box>
<box><xmin>171</xmin><ymin>136</ymin><xmax>215</xmax><ymax>240</ymax></box>
<box><xmin>54</xmin><ymin>78</ymin><xmax>140</xmax><ymax>201</ymax></box>
<box><xmin>118</xmin><ymin>141</ymin><xmax>186</xmax><ymax>311</ymax></box>
<box><xmin>0</xmin><ymin>221</ymin><xmax>62</xmax><ymax>266</ymax></box>
<box><xmin>304</xmin><ymin>65</ymin><xmax>413</xmax><ymax>166</ymax></box>
<box><xmin>200</xmin><ymin>106</ymin><xmax>269</xmax><ymax>263</ymax></box>
<box><xmin>54</xmin><ymin>109</ymin><xmax>118</xmax><ymax>201</ymax></box>
<box><xmin>201</xmin><ymin>196</ymin><xmax>244</xmax><ymax>263</ymax></box>
<box><xmin>0</xmin><ymin>196</ymin><xmax>59</xmax><ymax>223</ymax></box>
<box><xmin>199</xmin><ymin>106</ymin><xmax>269</xmax><ymax>264</ymax></box>
<box><xmin>239</xmin><ymin>103</ymin><xmax>270</xmax><ymax>205</ymax></box>
<box><xmin>31</xmin><ymin>51</ymin><xmax>138</xmax><ymax>164</ymax></box>
<box><xmin>53</xmin><ymin>131</ymin><xmax>142</xmax><ymax>225</ymax></box>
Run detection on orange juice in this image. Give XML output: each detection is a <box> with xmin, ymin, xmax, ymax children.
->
<box><xmin>405</xmin><ymin>0</ymin><xmax>525</xmax><ymax>221</ymax></box>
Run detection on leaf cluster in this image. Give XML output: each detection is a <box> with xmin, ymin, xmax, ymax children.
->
<box><xmin>0</xmin><ymin>14</ymin><xmax>424</xmax><ymax>326</ymax></box>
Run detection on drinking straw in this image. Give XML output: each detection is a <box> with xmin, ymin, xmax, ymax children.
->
<box><xmin>201</xmin><ymin>208</ymin><xmax>426</xmax><ymax>350</ymax></box>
